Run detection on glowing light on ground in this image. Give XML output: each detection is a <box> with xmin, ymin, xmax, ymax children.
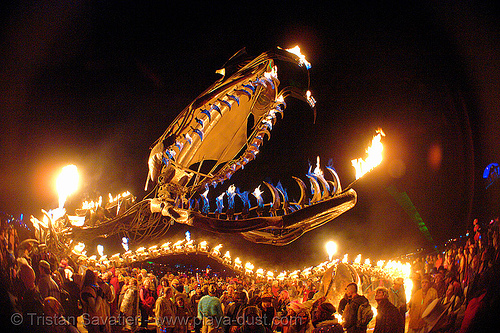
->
<box><xmin>351</xmin><ymin>129</ymin><xmax>385</xmax><ymax>180</ymax></box>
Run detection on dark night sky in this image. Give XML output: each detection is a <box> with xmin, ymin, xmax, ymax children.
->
<box><xmin>1</xmin><ymin>1</ymin><xmax>500</xmax><ymax>270</ymax></box>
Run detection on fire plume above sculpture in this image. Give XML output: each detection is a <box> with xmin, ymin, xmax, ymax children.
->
<box><xmin>67</xmin><ymin>46</ymin><xmax>378</xmax><ymax>247</ymax></box>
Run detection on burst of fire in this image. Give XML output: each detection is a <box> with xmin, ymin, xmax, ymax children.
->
<box><xmin>56</xmin><ymin>165</ymin><xmax>79</xmax><ymax>209</ymax></box>
<box><xmin>314</xmin><ymin>156</ymin><xmax>323</xmax><ymax>176</ymax></box>
<box><xmin>245</xmin><ymin>262</ymin><xmax>254</xmax><ymax>272</ymax></box>
<box><xmin>342</xmin><ymin>254</ymin><xmax>349</xmax><ymax>263</ymax></box>
<box><xmin>351</xmin><ymin>129</ymin><xmax>386</xmax><ymax>180</ymax></box>
<box><xmin>354</xmin><ymin>254</ymin><xmax>362</xmax><ymax>265</ymax></box>
<box><xmin>82</xmin><ymin>196</ymin><xmax>102</xmax><ymax>210</ymax></box>
<box><xmin>109</xmin><ymin>191</ymin><xmax>131</xmax><ymax>203</ymax></box>
<box><xmin>285</xmin><ymin>45</ymin><xmax>312</xmax><ymax>69</ymax></box>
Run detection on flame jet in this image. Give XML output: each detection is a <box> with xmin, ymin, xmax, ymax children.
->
<box><xmin>71</xmin><ymin>47</ymin><xmax>357</xmax><ymax>246</ymax></box>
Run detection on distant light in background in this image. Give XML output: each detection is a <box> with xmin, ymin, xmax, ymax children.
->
<box><xmin>325</xmin><ymin>241</ymin><xmax>338</xmax><ymax>261</ymax></box>
<box><xmin>121</xmin><ymin>237</ymin><xmax>129</xmax><ymax>251</ymax></box>
<box><xmin>97</xmin><ymin>244</ymin><xmax>104</xmax><ymax>257</ymax></box>
<box><xmin>185</xmin><ymin>230</ymin><xmax>191</xmax><ymax>242</ymax></box>
<box><xmin>56</xmin><ymin>165</ymin><xmax>79</xmax><ymax>209</ymax></box>
<box><xmin>428</xmin><ymin>142</ymin><xmax>443</xmax><ymax>171</ymax></box>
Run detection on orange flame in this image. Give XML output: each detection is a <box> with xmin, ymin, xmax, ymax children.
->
<box><xmin>351</xmin><ymin>129</ymin><xmax>385</xmax><ymax>180</ymax></box>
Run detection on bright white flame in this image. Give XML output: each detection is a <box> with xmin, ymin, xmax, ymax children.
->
<box><xmin>121</xmin><ymin>237</ymin><xmax>129</xmax><ymax>251</ymax></box>
<box><xmin>73</xmin><ymin>242</ymin><xmax>85</xmax><ymax>254</ymax></box>
<box><xmin>405</xmin><ymin>278</ymin><xmax>413</xmax><ymax>304</ymax></box>
<box><xmin>314</xmin><ymin>156</ymin><xmax>323</xmax><ymax>176</ymax></box>
<box><xmin>267</xmin><ymin>271</ymin><xmax>274</xmax><ymax>278</ymax></box>
<box><xmin>97</xmin><ymin>244</ymin><xmax>104</xmax><ymax>257</ymax></box>
<box><xmin>264</xmin><ymin>66</ymin><xmax>278</xmax><ymax>80</ymax></box>
<box><xmin>245</xmin><ymin>262</ymin><xmax>254</xmax><ymax>272</ymax></box>
<box><xmin>351</xmin><ymin>129</ymin><xmax>386</xmax><ymax>180</ymax></box>
<box><xmin>256</xmin><ymin>268</ymin><xmax>264</xmax><ymax>276</ymax></box>
<box><xmin>342</xmin><ymin>254</ymin><xmax>349</xmax><ymax>264</ymax></box>
<box><xmin>285</xmin><ymin>45</ymin><xmax>312</xmax><ymax>69</ymax></box>
<box><xmin>326</xmin><ymin>241</ymin><xmax>338</xmax><ymax>261</ymax></box>
<box><xmin>82</xmin><ymin>196</ymin><xmax>102</xmax><ymax>210</ymax></box>
<box><xmin>354</xmin><ymin>254</ymin><xmax>362</xmax><ymax>265</ymax></box>
<box><xmin>108</xmin><ymin>191</ymin><xmax>131</xmax><ymax>203</ymax></box>
<box><xmin>252</xmin><ymin>185</ymin><xmax>263</xmax><ymax>199</ymax></box>
<box><xmin>227</xmin><ymin>184</ymin><xmax>236</xmax><ymax>194</ymax></box>
<box><xmin>224</xmin><ymin>251</ymin><xmax>231</xmax><ymax>259</ymax></box>
<box><xmin>234</xmin><ymin>257</ymin><xmax>242</xmax><ymax>267</ymax></box>
<box><xmin>365</xmin><ymin>258</ymin><xmax>371</xmax><ymax>266</ymax></box>
<box><xmin>306</xmin><ymin>90</ymin><xmax>316</xmax><ymax>108</ymax></box>
<box><xmin>56</xmin><ymin>165</ymin><xmax>79</xmax><ymax>209</ymax></box>
<box><xmin>212</xmin><ymin>244</ymin><xmax>222</xmax><ymax>255</ymax></box>
<box><xmin>377</xmin><ymin>260</ymin><xmax>385</xmax><ymax>268</ymax></box>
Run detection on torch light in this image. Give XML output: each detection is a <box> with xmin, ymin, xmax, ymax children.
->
<box><xmin>326</xmin><ymin>241</ymin><xmax>338</xmax><ymax>261</ymax></box>
<box><xmin>346</xmin><ymin>129</ymin><xmax>385</xmax><ymax>190</ymax></box>
<box><xmin>97</xmin><ymin>244</ymin><xmax>104</xmax><ymax>257</ymax></box>
<box><xmin>56</xmin><ymin>165</ymin><xmax>79</xmax><ymax>209</ymax></box>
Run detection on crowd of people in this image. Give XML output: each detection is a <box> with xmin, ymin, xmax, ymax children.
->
<box><xmin>0</xmin><ymin>216</ymin><xmax>499</xmax><ymax>333</ymax></box>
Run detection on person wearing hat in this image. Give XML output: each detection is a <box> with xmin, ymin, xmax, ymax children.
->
<box><xmin>42</xmin><ymin>296</ymin><xmax>80</xmax><ymax>333</ymax></box>
<box><xmin>18</xmin><ymin>263</ymin><xmax>44</xmax><ymax>318</ymax></box>
<box><xmin>373</xmin><ymin>287</ymin><xmax>404</xmax><ymax>333</ymax></box>
<box><xmin>175</xmin><ymin>293</ymin><xmax>194</xmax><ymax>333</ymax></box>
<box><xmin>38</xmin><ymin>259</ymin><xmax>61</xmax><ymax>303</ymax></box>
<box><xmin>311</xmin><ymin>302</ymin><xmax>343</xmax><ymax>333</ymax></box>
<box><xmin>287</xmin><ymin>301</ymin><xmax>313</xmax><ymax>333</ymax></box>
<box><xmin>408</xmin><ymin>274</ymin><xmax>437</xmax><ymax>333</ymax></box>
<box><xmin>388</xmin><ymin>278</ymin><xmax>406</xmax><ymax>324</ymax></box>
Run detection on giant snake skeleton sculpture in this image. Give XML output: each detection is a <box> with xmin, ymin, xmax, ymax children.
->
<box><xmin>31</xmin><ymin>46</ymin><xmax>358</xmax><ymax>256</ymax></box>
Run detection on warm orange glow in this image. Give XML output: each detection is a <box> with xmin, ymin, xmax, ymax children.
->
<box><xmin>351</xmin><ymin>129</ymin><xmax>385</xmax><ymax>180</ymax></box>
<box><xmin>284</xmin><ymin>45</ymin><xmax>311</xmax><ymax>69</ymax></box>
<box><xmin>56</xmin><ymin>165</ymin><xmax>79</xmax><ymax>208</ymax></box>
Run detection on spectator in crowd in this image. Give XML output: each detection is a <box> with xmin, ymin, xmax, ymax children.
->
<box><xmin>140</xmin><ymin>277</ymin><xmax>156</xmax><ymax>328</ymax></box>
<box><xmin>225</xmin><ymin>290</ymin><xmax>248</xmax><ymax>333</ymax></box>
<box><xmin>38</xmin><ymin>259</ymin><xmax>61</xmax><ymax>303</ymax></box>
<box><xmin>42</xmin><ymin>296</ymin><xmax>80</xmax><ymax>333</ymax></box>
<box><xmin>198</xmin><ymin>283</ymin><xmax>223</xmax><ymax>333</ymax></box>
<box><xmin>18</xmin><ymin>262</ymin><xmax>44</xmax><ymax>326</ymax></box>
<box><xmin>311</xmin><ymin>302</ymin><xmax>343</xmax><ymax>333</ymax></box>
<box><xmin>341</xmin><ymin>282</ymin><xmax>371</xmax><ymax>333</ymax></box>
<box><xmin>388</xmin><ymin>277</ymin><xmax>406</xmax><ymax>324</ymax></box>
<box><xmin>80</xmin><ymin>269</ymin><xmax>106</xmax><ymax>333</ymax></box>
<box><xmin>234</xmin><ymin>305</ymin><xmax>271</xmax><ymax>333</ymax></box>
<box><xmin>373</xmin><ymin>287</ymin><xmax>404</xmax><ymax>333</ymax></box>
<box><xmin>120</xmin><ymin>277</ymin><xmax>139</xmax><ymax>332</ymax></box>
<box><xmin>175</xmin><ymin>292</ymin><xmax>194</xmax><ymax>333</ymax></box>
<box><xmin>434</xmin><ymin>272</ymin><xmax>446</xmax><ymax>298</ymax></box>
<box><xmin>155</xmin><ymin>286</ymin><xmax>176</xmax><ymax>333</ymax></box>
<box><xmin>287</xmin><ymin>301</ymin><xmax>313</xmax><ymax>333</ymax></box>
<box><xmin>408</xmin><ymin>274</ymin><xmax>438</xmax><ymax>333</ymax></box>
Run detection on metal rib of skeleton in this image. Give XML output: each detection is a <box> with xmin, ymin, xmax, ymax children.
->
<box><xmin>60</xmin><ymin>46</ymin><xmax>358</xmax><ymax>247</ymax></box>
